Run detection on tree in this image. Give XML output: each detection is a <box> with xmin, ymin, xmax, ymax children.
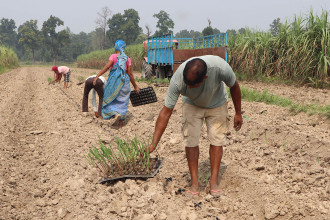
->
<box><xmin>175</xmin><ymin>29</ymin><xmax>202</xmax><ymax>38</ymax></box>
<box><xmin>226</xmin><ymin>29</ymin><xmax>237</xmax><ymax>38</ymax></box>
<box><xmin>95</xmin><ymin>6</ymin><xmax>112</xmax><ymax>50</ymax></box>
<box><xmin>202</xmin><ymin>19</ymin><xmax>216</xmax><ymax>36</ymax></box>
<box><xmin>90</xmin><ymin>28</ymin><xmax>104</xmax><ymax>50</ymax></box>
<box><xmin>270</xmin><ymin>18</ymin><xmax>281</xmax><ymax>36</ymax></box>
<box><xmin>153</xmin><ymin>10</ymin><xmax>174</xmax><ymax>36</ymax></box>
<box><xmin>213</xmin><ymin>28</ymin><xmax>221</xmax><ymax>34</ymax></box>
<box><xmin>41</xmin><ymin>15</ymin><xmax>70</xmax><ymax>65</ymax></box>
<box><xmin>107</xmin><ymin>9</ymin><xmax>142</xmax><ymax>45</ymax></box>
<box><xmin>238</xmin><ymin>27</ymin><xmax>246</xmax><ymax>35</ymax></box>
<box><xmin>107</xmin><ymin>13</ymin><xmax>125</xmax><ymax>46</ymax></box>
<box><xmin>17</xmin><ymin>20</ymin><xmax>40</xmax><ymax>63</ymax></box>
<box><xmin>59</xmin><ymin>28</ymin><xmax>92</xmax><ymax>62</ymax></box>
<box><xmin>0</xmin><ymin>18</ymin><xmax>17</xmax><ymax>49</ymax></box>
<box><xmin>135</xmin><ymin>33</ymin><xmax>147</xmax><ymax>44</ymax></box>
<box><xmin>202</xmin><ymin>26</ymin><xmax>214</xmax><ymax>36</ymax></box>
<box><xmin>122</xmin><ymin>9</ymin><xmax>142</xmax><ymax>45</ymax></box>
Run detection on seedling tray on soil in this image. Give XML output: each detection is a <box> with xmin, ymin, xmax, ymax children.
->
<box><xmin>130</xmin><ymin>87</ymin><xmax>157</xmax><ymax>107</ymax></box>
<box><xmin>99</xmin><ymin>157</ymin><xmax>165</xmax><ymax>184</ymax></box>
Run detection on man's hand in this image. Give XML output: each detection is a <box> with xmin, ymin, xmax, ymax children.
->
<box><xmin>233</xmin><ymin>114</ymin><xmax>243</xmax><ymax>131</ymax></box>
<box><xmin>93</xmin><ymin>77</ymin><xmax>98</xmax><ymax>86</ymax></box>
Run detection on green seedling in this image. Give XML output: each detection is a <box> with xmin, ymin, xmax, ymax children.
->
<box><xmin>85</xmin><ymin>136</ymin><xmax>158</xmax><ymax>179</ymax></box>
<box><xmin>77</xmin><ymin>76</ymin><xmax>85</xmax><ymax>82</ymax></box>
<box><xmin>243</xmin><ymin>115</ymin><xmax>250</xmax><ymax>120</ymax></box>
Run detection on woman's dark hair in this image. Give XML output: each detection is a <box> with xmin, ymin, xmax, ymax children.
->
<box><xmin>183</xmin><ymin>58</ymin><xmax>207</xmax><ymax>86</ymax></box>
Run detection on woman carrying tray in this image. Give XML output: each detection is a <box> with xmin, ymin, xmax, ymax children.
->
<box><xmin>93</xmin><ymin>39</ymin><xmax>140</xmax><ymax>128</ymax></box>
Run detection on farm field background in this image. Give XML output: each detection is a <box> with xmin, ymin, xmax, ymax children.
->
<box><xmin>0</xmin><ymin>67</ymin><xmax>329</xmax><ymax>219</ymax></box>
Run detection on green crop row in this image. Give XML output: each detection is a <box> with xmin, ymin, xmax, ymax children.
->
<box><xmin>228</xmin><ymin>10</ymin><xmax>329</xmax><ymax>88</ymax></box>
<box><xmin>0</xmin><ymin>45</ymin><xmax>19</xmax><ymax>74</ymax></box>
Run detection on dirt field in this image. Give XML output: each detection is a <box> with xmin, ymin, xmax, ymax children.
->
<box><xmin>0</xmin><ymin>67</ymin><xmax>329</xmax><ymax>220</ymax></box>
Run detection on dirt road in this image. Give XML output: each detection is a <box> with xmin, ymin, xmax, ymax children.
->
<box><xmin>0</xmin><ymin>67</ymin><xmax>329</xmax><ymax>219</ymax></box>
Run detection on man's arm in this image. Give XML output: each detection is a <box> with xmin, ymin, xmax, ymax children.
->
<box><xmin>230</xmin><ymin>80</ymin><xmax>243</xmax><ymax>131</ymax></box>
<box><xmin>149</xmin><ymin>106</ymin><xmax>174</xmax><ymax>153</ymax></box>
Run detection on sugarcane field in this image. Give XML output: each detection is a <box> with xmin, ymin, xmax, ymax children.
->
<box><xmin>0</xmin><ymin>1</ymin><xmax>329</xmax><ymax>220</ymax></box>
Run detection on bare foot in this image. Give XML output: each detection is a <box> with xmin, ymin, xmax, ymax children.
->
<box><xmin>209</xmin><ymin>184</ymin><xmax>222</xmax><ymax>197</ymax></box>
<box><xmin>111</xmin><ymin>117</ymin><xmax>124</xmax><ymax>129</ymax></box>
<box><xmin>185</xmin><ymin>185</ymin><xmax>200</xmax><ymax>199</ymax></box>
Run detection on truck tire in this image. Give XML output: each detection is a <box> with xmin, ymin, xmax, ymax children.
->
<box><xmin>156</xmin><ymin>66</ymin><xmax>166</xmax><ymax>79</ymax></box>
<box><xmin>142</xmin><ymin>61</ymin><xmax>153</xmax><ymax>79</ymax></box>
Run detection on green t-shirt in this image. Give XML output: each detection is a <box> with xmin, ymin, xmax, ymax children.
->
<box><xmin>165</xmin><ymin>55</ymin><xmax>236</xmax><ymax>109</ymax></box>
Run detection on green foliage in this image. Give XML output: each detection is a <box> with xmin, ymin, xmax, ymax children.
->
<box><xmin>153</xmin><ymin>10</ymin><xmax>174</xmax><ymax>36</ymax></box>
<box><xmin>226</xmin><ymin>29</ymin><xmax>237</xmax><ymax>38</ymax></box>
<box><xmin>228</xmin><ymin>9</ymin><xmax>329</xmax><ymax>88</ymax></box>
<box><xmin>0</xmin><ymin>18</ymin><xmax>17</xmax><ymax>49</ymax></box>
<box><xmin>85</xmin><ymin>137</ymin><xmax>152</xmax><ymax>178</ymax></box>
<box><xmin>47</xmin><ymin>77</ymin><xmax>53</xmax><ymax>82</ymax></box>
<box><xmin>233</xmin><ymin>86</ymin><xmax>330</xmax><ymax>118</ymax></box>
<box><xmin>107</xmin><ymin>9</ymin><xmax>142</xmax><ymax>46</ymax></box>
<box><xmin>0</xmin><ymin>45</ymin><xmax>19</xmax><ymax>74</ymax></box>
<box><xmin>175</xmin><ymin>29</ymin><xmax>202</xmax><ymax>38</ymax></box>
<box><xmin>202</xmin><ymin>26</ymin><xmax>214</xmax><ymax>36</ymax></box>
<box><xmin>270</xmin><ymin>18</ymin><xmax>281</xmax><ymax>36</ymax></box>
<box><xmin>76</xmin><ymin>44</ymin><xmax>144</xmax><ymax>71</ymax></box>
<box><xmin>17</xmin><ymin>20</ymin><xmax>40</xmax><ymax>63</ymax></box>
<box><xmin>41</xmin><ymin>15</ymin><xmax>70</xmax><ymax>64</ymax></box>
<box><xmin>135</xmin><ymin>76</ymin><xmax>170</xmax><ymax>85</ymax></box>
<box><xmin>77</xmin><ymin>76</ymin><xmax>85</xmax><ymax>82</ymax></box>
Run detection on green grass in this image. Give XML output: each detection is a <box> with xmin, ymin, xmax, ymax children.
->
<box><xmin>77</xmin><ymin>76</ymin><xmax>85</xmax><ymax>82</ymax></box>
<box><xmin>229</xmin><ymin>86</ymin><xmax>330</xmax><ymax>118</ymax></box>
<box><xmin>135</xmin><ymin>77</ymin><xmax>170</xmax><ymax>84</ymax></box>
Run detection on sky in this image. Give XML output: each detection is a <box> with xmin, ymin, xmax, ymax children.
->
<box><xmin>0</xmin><ymin>0</ymin><xmax>329</xmax><ymax>34</ymax></box>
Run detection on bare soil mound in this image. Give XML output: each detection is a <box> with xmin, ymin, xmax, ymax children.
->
<box><xmin>0</xmin><ymin>67</ymin><xmax>329</xmax><ymax>219</ymax></box>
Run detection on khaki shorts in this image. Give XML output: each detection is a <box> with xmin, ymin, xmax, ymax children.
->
<box><xmin>182</xmin><ymin>102</ymin><xmax>229</xmax><ymax>147</ymax></box>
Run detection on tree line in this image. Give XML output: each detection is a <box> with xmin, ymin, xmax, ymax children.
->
<box><xmin>0</xmin><ymin>7</ymin><xmax>279</xmax><ymax>64</ymax></box>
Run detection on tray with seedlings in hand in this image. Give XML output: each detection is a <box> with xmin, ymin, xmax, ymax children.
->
<box><xmin>85</xmin><ymin>137</ymin><xmax>163</xmax><ymax>184</ymax></box>
<box><xmin>130</xmin><ymin>86</ymin><xmax>157</xmax><ymax>107</ymax></box>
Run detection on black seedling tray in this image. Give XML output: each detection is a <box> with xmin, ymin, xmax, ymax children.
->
<box><xmin>99</xmin><ymin>157</ymin><xmax>165</xmax><ymax>184</ymax></box>
<box><xmin>130</xmin><ymin>86</ymin><xmax>157</xmax><ymax>107</ymax></box>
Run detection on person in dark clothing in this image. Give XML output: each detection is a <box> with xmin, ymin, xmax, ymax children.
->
<box><xmin>82</xmin><ymin>75</ymin><xmax>105</xmax><ymax>118</ymax></box>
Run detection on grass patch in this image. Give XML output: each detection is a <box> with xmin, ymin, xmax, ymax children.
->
<box><xmin>77</xmin><ymin>76</ymin><xmax>86</xmax><ymax>83</ymax></box>
<box><xmin>230</xmin><ymin>86</ymin><xmax>330</xmax><ymax>118</ymax></box>
<box><xmin>135</xmin><ymin>77</ymin><xmax>170</xmax><ymax>85</ymax></box>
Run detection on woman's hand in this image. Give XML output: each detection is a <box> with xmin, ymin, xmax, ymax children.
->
<box><xmin>135</xmin><ymin>86</ymin><xmax>141</xmax><ymax>94</ymax></box>
<box><xmin>93</xmin><ymin>77</ymin><xmax>98</xmax><ymax>86</ymax></box>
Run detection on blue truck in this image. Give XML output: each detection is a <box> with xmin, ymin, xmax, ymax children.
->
<box><xmin>142</xmin><ymin>33</ymin><xmax>227</xmax><ymax>79</ymax></box>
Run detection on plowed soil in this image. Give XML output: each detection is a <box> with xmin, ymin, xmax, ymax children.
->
<box><xmin>0</xmin><ymin>67</ymin><xmax>329</xmax><ymax>220</ymax></box>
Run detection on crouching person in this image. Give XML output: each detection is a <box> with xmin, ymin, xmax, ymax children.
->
<box><xmin>82</xmin><ymin>75</ymin><xmax>106</xmax><ymax>118</ymax></box>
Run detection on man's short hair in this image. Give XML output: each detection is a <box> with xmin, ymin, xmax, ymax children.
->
<box><xmin>183</xmin><ymin>58</ymin><xmax>207</xmax><ymax>86</ymax></box>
